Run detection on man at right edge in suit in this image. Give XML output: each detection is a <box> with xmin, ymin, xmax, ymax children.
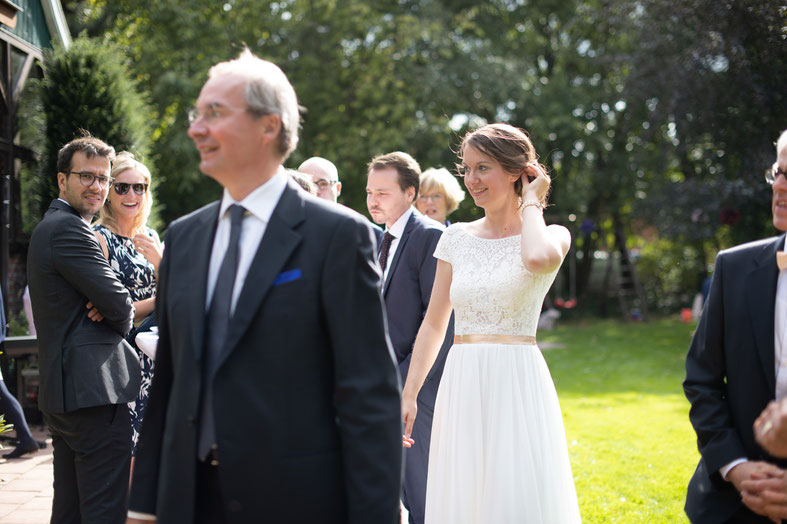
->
<box><xmin>366</xmin><ymin>152</ymin><xmax>454</xmax><ymax>524</ymax></box>
<box><xmin>127</xmin><ymin>50</ymin><xmax>401</xmax><ymax>523</ymax></box>
<box><xmin>684</xmin><ymin>129</ymin><xmax>787</xmax><ymax>523</ymax></box>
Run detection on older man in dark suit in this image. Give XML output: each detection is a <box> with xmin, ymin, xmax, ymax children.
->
<box><xmin>127</xmin><ymin>50</ymin><xmax>401</xmax><ymax>524</ymax></box>
<box><xmin>366</xmin><ymin>151</ymin><xmax>454</xmax><ymax>524</ymax></box>
<box><xmin>27</xmin><ymin>136</ymin><xmax>139</xmax><ymax>523</ymax></box>
<box><xmin>684</xmin><ymin>129</ymin><xmax>787</xmax><ymax>523</ymax></box>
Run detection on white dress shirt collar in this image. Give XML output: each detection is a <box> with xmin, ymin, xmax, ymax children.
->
<box><xmin>381</xmin><ymin>207</ymin><xmax>413</xmax><ymax>281</ymax></box>
<box><xmin>57</xmin><ymin>197</ymin><xmax>91</xmax><ymax>224</ymax></box>
<box><xmin>217</xmin><ymin>169</ymin><xmax>287</xmax><ymax>225</ymax></box>
<box><xmin>387</xmin><ymin>206</ymin><xmax>413</xmax><ymax>239</ymax></box>
<box><xmin>206</xmin><ymin>169</ymin><xmax>288</xmax><ymax>312</ymax></box>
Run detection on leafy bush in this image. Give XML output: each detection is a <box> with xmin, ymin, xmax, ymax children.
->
<box><xmin>0</xmin><ymin>414</ymin><xmax>11</xmax><ymax>441</ymax></box>
<box><xmin>635</xmin><ymin>238</ymin><xmax>706</xmax><ymax>313</ymax></box>
<box><xmin>35</xmin><ymin>37</ymin><xmax>154</xmax><ymax>222</ymax></box>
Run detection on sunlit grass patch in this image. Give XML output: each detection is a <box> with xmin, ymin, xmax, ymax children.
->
<box><xmin>541</xmin><ymin>318</ymin><xmax>698</xmax><ymax>523</ymax></box>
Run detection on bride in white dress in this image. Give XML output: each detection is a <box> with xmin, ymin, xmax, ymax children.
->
<box><xmin>402</xmin><ymin>123</ymin><xmax>581</xmax><ymax>523</ymax></box>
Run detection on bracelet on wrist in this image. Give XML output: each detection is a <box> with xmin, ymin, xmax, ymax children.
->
<box><xmin>521</xmin><ymin>200</ymin><xmax>544</xmax><ymax>212</ymax></box>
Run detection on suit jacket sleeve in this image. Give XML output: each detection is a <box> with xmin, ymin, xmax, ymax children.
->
<box><xmin>128</xmin><ymin>227</ymin><xmax>174</xmax><ymax>515</ymax></box>
<box><xmin>53</xmin><ymin>217</ymin><xmax>134</xmax><ymax>337</ymax></box>
<box><xmin>684</xmin><ymin>252</ymin><xmax>747</xmax><ymax>477</ymax></box>
<box><xmin>417</xmin><ymin>229</ymin><xmax>442</xmax><ymax>312</ymax></box>
<box><xmin>321</xmin><ymin>217</ymin><xmax>402</xmax><ymax>524</ymax></box>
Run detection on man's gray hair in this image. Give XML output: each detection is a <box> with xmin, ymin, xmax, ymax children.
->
<box><xmin>209</xmin><ymin>49</ymin><xmax>300</xmax><ymax>159</ymax></box>
<box><xmin>777</xmin><ymin>129</ymin><xmax>787</xmax><ymax>156</ymax></box>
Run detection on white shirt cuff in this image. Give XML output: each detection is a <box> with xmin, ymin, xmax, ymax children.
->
<box><xmin>127</xmin><ymin>510</ymin><xmax>157</xmax><ymax>521</ymax></box>
<box><xmin>720</xmin><ymin>458</ymin><xmax>748</xmax><ymax>480</ymax></box>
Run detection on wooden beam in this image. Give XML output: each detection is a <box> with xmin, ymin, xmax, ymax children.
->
<box><xmin>0</xmin><ymin>1</ymin><xmax>19</xmax><ymax>30</ymax></box>
<box><xmin>11</xmin><ymin>52</ymin><xmax>32</xmax><ymax>104</ymax></box>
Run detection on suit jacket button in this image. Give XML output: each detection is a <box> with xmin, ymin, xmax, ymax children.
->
<box><xmin>228</xmin><ymin>500</ymin><xmax>243</xmax><ymax>512</ymax></box>
<box><xmin>186</xmin><ymin>415</ymin><xmax>195</xmax><ymax>426</ymax></box>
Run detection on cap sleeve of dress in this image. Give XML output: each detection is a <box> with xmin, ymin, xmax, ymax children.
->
<box><xmin>433</xmin><ymin>223</ymin><xmax>462</xmax><ymax>264</ymax></box>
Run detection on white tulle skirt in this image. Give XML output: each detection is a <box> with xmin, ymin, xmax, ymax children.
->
<box><xmin>425</xmin><ymin>343</ymin><xmax>581</xmax><ymax>524</ymax></box>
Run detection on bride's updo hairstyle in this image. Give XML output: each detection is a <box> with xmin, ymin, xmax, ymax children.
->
<box><xmin>459</xmin><ymin>123</ymin><xmax>550</xmax><ymax>206</ymax></box>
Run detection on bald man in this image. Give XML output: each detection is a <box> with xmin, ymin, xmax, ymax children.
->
<box><xmin>299</xmin><ymin>157</ymin><xmax>341</xmax><ymax>202</ymax></box>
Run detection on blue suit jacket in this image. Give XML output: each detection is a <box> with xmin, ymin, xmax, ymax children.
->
<box><xmin>381</xmin><ymin>209</ymin><xmax>453</xmax><ymax>408</ymax></box>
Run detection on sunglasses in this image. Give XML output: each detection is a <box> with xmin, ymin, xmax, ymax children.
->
<box><xmin>113</xmin><ymin>182</ymin><xmax>149</xmax><ymax>195</ymax></box>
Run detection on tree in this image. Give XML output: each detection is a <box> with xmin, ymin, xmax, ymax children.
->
<box><xmin>35</xmin><ymin>36</ymin><xmax>153</xmax><ymax>223</ymax></box>
<box><xmin>64</xmin><ymin>0</ymin><xmax>521</xmax><ymax>224</ymax></box>
<box><xmin>58</xmin><ymin>0</ymin><xmax>786</xmax><ymax>314</ymax></box>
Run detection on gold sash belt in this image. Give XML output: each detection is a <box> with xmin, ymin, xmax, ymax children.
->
<box><xmin>454</xmin><ymin>334</ymin><xmax>537</xmax><ymax>346</ymax></box>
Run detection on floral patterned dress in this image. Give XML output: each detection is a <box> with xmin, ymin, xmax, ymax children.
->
<box><xmin>93</xmin><ymin>224</ymin><xmax>159</xmax><ymax>455</ymax></box>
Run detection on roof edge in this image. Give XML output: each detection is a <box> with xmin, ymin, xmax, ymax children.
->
<box><xmin>40</xmin><ymin>0</ymin><xmax>69</xmax><ymax>49</ymax></box>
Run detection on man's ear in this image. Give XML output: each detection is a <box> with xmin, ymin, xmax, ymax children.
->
<box><xmin>57</xmin><ymin>172</ymin><xmax>67</xmax><ymax>194</ymax></box>
<box><xmin>335</xmin><ymin>181</ymin><xmax>342</xmax><ymax>197</ymax></box>
<box><xmin>405</xmin><ymin>186</ymin><xmax>416</xmax><ymax>204</ymax></box>
<box><xmin>260</xmin><ymin>114</ymin><xmax>282</xmax><ymax>142</ymax></box>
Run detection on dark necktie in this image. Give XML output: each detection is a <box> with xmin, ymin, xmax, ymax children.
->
<box><xmin>198</xmin><ymin>204</ymin><xmax>245</xmax><ymax>460</ymax></box>
<box><xmin>378</xmin><ymin>231</ymin><xmax>394</xmax><ymax>273</ymax></box>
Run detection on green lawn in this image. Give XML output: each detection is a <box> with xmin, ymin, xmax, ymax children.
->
<box><xmin>540</xmin><ymin>317</ymin><xmax>699</xmax><ymax>523</ymax></box>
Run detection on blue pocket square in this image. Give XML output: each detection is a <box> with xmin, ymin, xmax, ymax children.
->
<box><xmin>273</xmin><ymin>269</ymin><xmax>302</xmax><ymax>286</ymax></box>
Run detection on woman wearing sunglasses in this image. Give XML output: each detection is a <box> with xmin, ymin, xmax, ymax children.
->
<box><xmin>93</xmin><ymin>151</ymin><xmax>163</xmax><ymax>462</ymax></box>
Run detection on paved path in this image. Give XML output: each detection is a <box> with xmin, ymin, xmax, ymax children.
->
<box><xmin>0</xmin><ymin>426</ymin><xmax>410</xmax><ymax>523</ymax></box>
<box><xmin>0</xmin><ymin>426</ymin><xmax>52</xmax><ymax>524</ymax></box>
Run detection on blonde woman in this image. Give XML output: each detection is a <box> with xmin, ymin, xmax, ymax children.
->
<box><xmin>415</xmin><ymin>167</ymin><xmax>465</xmax><ymax>225</ymax></box>
<box><xmin>93</xmin><ymin>152</ymin><xmax>162</xmax><ymax>456</ymax></box>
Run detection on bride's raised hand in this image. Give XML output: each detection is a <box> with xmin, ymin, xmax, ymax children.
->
<box><xmin>402</xmin><ymin>396</ymin><xmax>417</xmax><ymax>448</ymax></box>
<box><xmin>521</xmin><ymin>162</ymin><xmax>549</xmax><ymax>204</ymax></box>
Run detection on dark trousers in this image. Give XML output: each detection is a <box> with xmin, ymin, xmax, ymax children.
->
<box><xmin>43</xmin><ymin>404</ymin><xmax>131</xmax><ymax>524</ymax></box>
<box><xmin>401</xmin><ymin>397</ymin><xmax>435</xmax><ymax>524</ymax></box>
<box><xmin>195</xmin><ymin>459</ymin><xmax>226</xmax><ymax>524</ymax></box>
<box><xmin>724</xmin><ymin>505</ymin><xmax>779</xmax><ymax>523</ymax></box>
<box><xmin>0</xmin><ymin>378</ymin><xmax>36</xmax><ymax>446</ymax></box>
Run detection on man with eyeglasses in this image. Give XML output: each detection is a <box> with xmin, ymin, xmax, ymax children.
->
<box><xmin>27</xmin><ymin>135</ymin><xmax>139</xmax><ymax>523</ymax></box>
<box><xmin>685</xmin><ymin>129</ymin><xmax>787</xmax><ymax>523</ymax></box>
<box><xmin>127</xmin><ymin>50</ymin><xmax>401</xmax><ymax>524</ymax></box>
<box><xmin>298</xmin><ymin>156</ymin><xmax>342</xmax><ymax>202</ymax></box>
<box><xmin>298</xmin><ymin>156</ymin><xmax>384</xmax><ymax>244</ymax></box>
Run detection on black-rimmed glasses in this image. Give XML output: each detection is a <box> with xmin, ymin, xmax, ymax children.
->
<box><xmin>113</xmin><ymin>182</ymin><xmax>149</xmax><ymax>195</ymax></box>
<box><xmin>766</xmin><ymin>165</ymin><xmax>787</xmax><ymax>185</ymax></box>
<box><xmin>69</xmin><ymin>171</ymin><xmax>112</xmax><ymax>189</ymax></box>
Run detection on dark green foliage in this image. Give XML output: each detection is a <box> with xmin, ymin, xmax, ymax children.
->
<box><xmin>56</xmin><ymin>0</ymin><xmax>785</xmax><ymax>314</ymax></box>
<box><xmin>38</xmin><ymin>36</ymin><xmax>153</xmax><ymax>220</ymax></box>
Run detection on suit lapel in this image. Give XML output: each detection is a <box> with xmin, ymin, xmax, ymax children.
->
<box><xmin>746</xmin><ymin>233</ymin><xmax>785</xmax><ymax>394</ymax></box>
<box><xmin>215</xmin><ymin>182</ymin><xmax>304</xmax><ymax>368</ymax></box>
<box><xmin>48</xmin><ymin>198</ymin><xmax>81</xmax><ymax>219</ymax></box>
<box><xmin>187</xmin><ymin>204</ymin><xmax>221</xmax><ymax>362</ymax></box>
<box><xmin>383</xmin><ymin>211</ymin><xmax>418</xmax><ymax>296</ymax></box>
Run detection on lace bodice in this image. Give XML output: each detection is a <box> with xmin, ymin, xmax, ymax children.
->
<box><xmin>434</xmin><ymin>223</ymin><xmax>560</xmax><ymax>337</ymax></box>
